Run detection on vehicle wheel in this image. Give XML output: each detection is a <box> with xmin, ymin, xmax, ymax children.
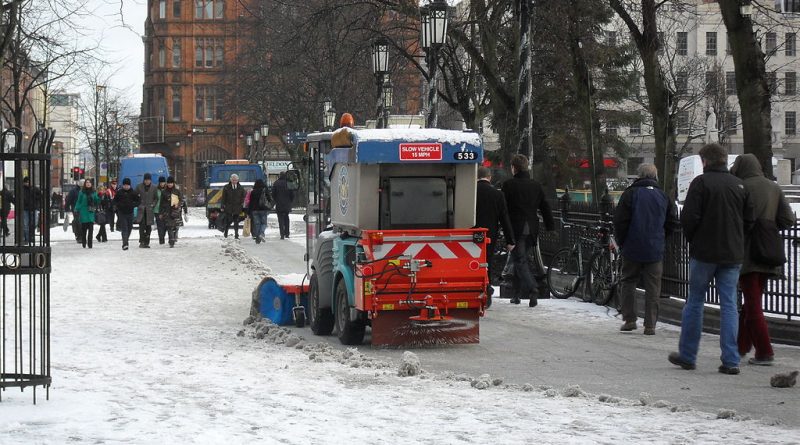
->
<box><xmin>588</xmin><ymin>251</ymin><xmax>616</xmax><ymax>306</ymax></box>
<box><xmin>309</xmin><ymin>274</ymin><xmax>334</xmax><ymax>335</ymax></box>
<box><xmin>335</xmin><ymin>279</ymin><xmax>365</xmax><ymax>345</ymax></box>
<box><xmin>547</xmin><ymin>248</ymin><xmax>581</xmax><ymax>299</ymax></box>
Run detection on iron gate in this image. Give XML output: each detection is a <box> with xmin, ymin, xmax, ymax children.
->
<box><xmin>0</xmin><ymin>127</ymin><xmax>54</xmax><ymax>403</ymax></box>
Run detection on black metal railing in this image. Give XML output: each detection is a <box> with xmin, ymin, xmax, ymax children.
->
<box><xmin>546</xmin><ymin>195</ymin><xmax>800</xmax><ymax>321</ymax></box>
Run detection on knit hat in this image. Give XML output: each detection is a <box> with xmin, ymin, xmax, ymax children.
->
<box><xmin>143</xmin><ymin>173</ymin><xmax>152</xmax><ymax>180</ymax></box>
<box><xmin>158</xmin><ymin>176</ymin><xmax>166</xmax><ymax>183</ymax></box>
<box><xmin>167</xmin><ymin>176</ymin><xmax>175</xmax><ymax>183</ymax></box>
<box><xmin>122</xmin><ymin>178</ymin><xmax>131</xmax><ymax>185</ymax></box>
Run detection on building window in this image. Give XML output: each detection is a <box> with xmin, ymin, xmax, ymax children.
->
<box><xmin>726</xmin><ymin>111</ymin><xmax>738</xmax><ymax>135</ymax></box>
<box><xmin>786</xmin><ymin>111</ymin><xmax>796</xmax><ymax>135</ymax></box>
<box><xmin>726</xmin><ymin>34</ymin><xmax>732</xmax><ymax>54</ymax></box>
<box><xmin>677</xmin><ymin>111</ymin><xmax>689</xmax><ymax>134</ymax></box>
<box><xmin>767</xmin><ymin>71</ymin><xmax>778</xmax><ymax>94</ymax></box>
<box><xmin>787</xmin><ymin>33</ymin><xmax>796</xmax><ymax>56</ymax></box>
<box><xmin>145</xmin><ymin>43</ymin><xmax>152</xmax><ymax>71</ymax></box>
<box><xmin>194</xmin><ymin>0</ymin><xmax>223</xmax><ymax>19</ymax></box>
<box><xmin>606</xmin><ymin>31</ymin><xmax>617</xmax><ymax>47</ymax></box>
<box><xmin>786</xmin><ymin>72</ymin><xmax>796</xmax><ymax>95</ymax></box>
<box><xmin>157</xmin><ymin>86</ymin><xmax>166</xmax><ymax>118</ymax></box>
<box><xmin>629</xmin><ymin>113</ymin><xmax>641</xmax><ymax>135</ymax></box>
<box><xmin>677</xmin><ymin>32</ymin><xmax>688</xmax><ymax>55</ymax></box>
<box><xmin>172</xmin><ymin>38</ymin><xmax>181</xmax><ymax>67</ymax></box>
<box><xmin>173</xmin><ymin>0</ymin><xmax>181</xmax><ymax>17</ymax></box>
<box><xmin>158</xmin><ymin>40</ymin><xmax>166</xmax><ymax>68</ymax></box>
<box><xmin>726</xmin><ymin>71</ymin><xmax>736</xmax><ymax>95</ymax></box>
<box><xmin>657</xmin><ymin>32</ymin><xmax>664</xmax><ymax>54</ymax></box>
<box><xmin>172</xmin><ymin>87</ymin><xmax>182</xmax><ymax>121</ymax></box>
<box><xmin>706</xmin><ymin>32</ymin><xmax>717</xmax><ymax>56</ymax></box>
<box><xmin>195</xmin><ymin>86</ymin><xmax>221</xmax><ymax>121</ymax></box>
<box><xmin>159</xmin><ymin>0</ymin><xmax>166</xmax><ymax>19</ymax></box>
<box><xmin>766</xmin><ymin>32</ymin><xmax>777</xmax><ymax>54</ymax></box>
<box><xmin>676</xmin><ymin>71</ymin><xmax>688</xmax><ymax>95</ymax></box>
<box><xmin>194</xmin><ymin>38</ymin><xmax>223</xmax><ymax>68</ymax></box>
<box><xmin>146</xmin><ymin>88</ymin><xmax>154</xmax><ymax>116</ymax></box>
<box><xmin>605</xmin><ymin>122</ymin><xmax>617</xmax><ymax>136</ymax></box>
<box><xmin>782</xmin><ymin>0</ymin><xmax>800</xmax><ymax>14</ymax></box>
<box><xmin>705</xmin><ymin>71</ymin><xmax>717</xmax><ymax>94</ymax></box>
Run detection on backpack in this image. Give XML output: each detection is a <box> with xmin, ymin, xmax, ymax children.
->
<box><xmin>258</xmin><ymin>189</ymin><xmax>274</xmax><ymax>210</ymax></box>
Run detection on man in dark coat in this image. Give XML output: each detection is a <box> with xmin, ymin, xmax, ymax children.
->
<box><xmin>613</xmin><ymin>163</ymin><xmax>679</xmax><ymax>335</ymax></box>
<box><xmin>502</xmin><ymin>154</ymin><xmax>554</xmax><ymax>307</ymax></box>
<box><xmin>731</xmin><ymin>154</ymin><xmax>795</xmax><ymax>365</ymax></box>
<box><xmin>113</xmin><ymin>178</ymin><xmax>139</xmax><ymax>250</ymax></box>
<box><xmin>272</xmin><ymin>172</ymin><xmax>294</xmax><ymax>239</ymax></box>
<box><xmin>669</xmin><ymin>143</ymin><xmax>754</xmax><ymax>375</ymax></box>
<box><xmin>221</xmin><ymin>173</ymin><xmax>246</xmax><ymax>239</ymax></box>
<box><xmin>20</xmin><ymin>177</ymin><xmax>42</xmax><ymax>244</ymax></box>
<box><xmin>135</xmin><ymin>173</ymin><xmax>158</xmax><ymax>248</ymax></box>
<box><xmin>158</xmin><ymin>176</ymin><xmax>184</xmax><ymax>248</ymax></box>
<box><xmin>475</xmin><ymin>166</ymin><xmax>515</xmax><ymax>300</ymax></box>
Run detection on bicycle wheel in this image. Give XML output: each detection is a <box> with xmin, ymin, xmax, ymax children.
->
<box><xmin>547</xmin><ymin>247</ymin><xmax>582</xmax><ymax>299</ymax></box>
<box><xmin>588</xmin><ymin>251</ymin><xmax>617</xmax><ymax>306</ymax></box>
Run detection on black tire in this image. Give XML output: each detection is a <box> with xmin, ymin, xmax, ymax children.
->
<box><xmin>588</xmin><ymin>251</ymin><xmax>617</xmax><ymax>306</ymax></box>
<box><xmin>294</xmin><ymin>309</ymin><xmax>306</xmax><ymax>328</ymax></box>
<box><xmin>547</xmin><ymin>248</ymin><xmax>582</xmax><ymax>299</ymax></box>
<box><xmin>335</xmin><ymin>279</ymin><xmax>365</xmax><ymax>345</ymax></box>
<box><xmin>309</xmin><ymin>274</ymin><xmax>334</xmax><ymax>335</ymax></box>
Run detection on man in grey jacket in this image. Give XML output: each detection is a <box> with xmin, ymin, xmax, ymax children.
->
<box><xmin>135</xmin><ymin>173</ymin><xmax>158</xmax><ymax>248</ymax></box>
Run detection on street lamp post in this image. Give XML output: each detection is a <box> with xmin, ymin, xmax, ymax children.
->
<box><xmin>323</xmin><ymin>100</ymin><xmax>336</xmax><ymax>131</ymax></box>
<box><xmin>382</xmin><ymin>78</ymin><xmax>393</xmax><ymax>128</ymax></box>
<box><xmin>246</xmin><ymin>134</ymin><xmax>254</xmax><ymax>162</ymax></box>
<box><xmin>260</xmin><ymin>124</ymin><xmax>269</xmax><ymax>160</ymax></box>
<box><xmin>420</xmin><ymin>0</ymin><xmax>449</xmax><ymax>129</ymax></box>
<box><xmin>371</xmin><ymin>38</ymin><xmax>390</xmax><ymax>128</ymax></box>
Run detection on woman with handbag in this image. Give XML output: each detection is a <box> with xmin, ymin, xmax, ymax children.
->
<box><xmin>74</xmin><ymin>179</ymin><xmax>100</xmax><ymax>249</ymax></box>
<box><xmin>731</xmin><ymin>154</ymin><xmax>795</xmax><ymax>366</ymax></box>
<box><xmin>94</xmin><ymin>185</ymin><xmax>112</xmax><ymax>243</ymax></box>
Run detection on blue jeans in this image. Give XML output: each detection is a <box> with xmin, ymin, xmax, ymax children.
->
<box><xmin>22</xmin><ymin>210</ymin><xmax>38</xmax><ymax>243</ymax></box>
<box><xmin>679</xmin><ymin>259</ymin><xmax>742</xmax><ymax>368</ymax></box>
<box><xmin>251</xmin><ymin>210</ymin><xmax>268</xmax><ymax>239</ymax></box>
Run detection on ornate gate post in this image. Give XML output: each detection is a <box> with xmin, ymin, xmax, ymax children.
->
<box><xmin>0</xmin><ymin>127</ymin><xmax>55</xmax><ymax>403</ymax></box>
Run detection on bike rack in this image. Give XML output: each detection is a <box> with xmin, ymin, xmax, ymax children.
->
<box><xmin>0</xmin><ymin>127</ymin><xmax>54</xmax><ymax>404</ymax></box>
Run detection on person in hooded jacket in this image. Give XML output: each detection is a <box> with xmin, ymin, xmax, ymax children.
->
<box><xmin>74</xmin><ymin>179</ymin><xmax>100</xmax><ymax>248</ymax></box>
<box><xmin>113</xmin><ymin>178</ymin><xmax>139</xmax><ymax>250</ymax></box>
<box><xmin>272</xmin><ymin>172</ymin><xmax>294</xmax><ymax>239</ymax></box>
<box><xmin>221</xmin><ymin>173</ymin><xmax>246</xmax><ymax>239</ymax></box>
<box><xmin>246</xmin><ymin>179</ymin><xmax>272</xmax><ymax>244</ymax></box>
<box><xmin>730</xmin><ymin>154</ymin><xmax>795</xmax><ymax>366</ymax></box>
<box><xmin>613</xmin><ymin>164</ymin><xmax>680</xmax><ymax>335</ymax></box>
<box><xmin>157</xmin><ymin>176</ymin><xmax>184</xmax><ymax>247</ymax></box>
<box><xmin>1</xmin><ymin>186</ymin><xmax>12</xmax><ymax>238</ymax></box>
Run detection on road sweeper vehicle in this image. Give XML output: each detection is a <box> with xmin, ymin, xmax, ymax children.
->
<box><xmin>291</xmin><ymin>127</ymin><xmax>490</xmax><ymax>346</ymax></box>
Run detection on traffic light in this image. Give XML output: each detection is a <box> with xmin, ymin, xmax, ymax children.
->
<box><xmin>72</xmin><ymin>167</ymin><xmax>80</xmax><ymax>181</ymax></box>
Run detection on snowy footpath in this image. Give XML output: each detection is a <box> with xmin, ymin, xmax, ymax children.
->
<box><xmin>1</xmin><ymin>211</ymin><xmax>798</xmax><ymax>444</ymax></box>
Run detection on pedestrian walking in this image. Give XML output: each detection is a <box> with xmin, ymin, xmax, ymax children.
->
<box><xmin>154</xmin><ymin>176</ymin><xmax>168</xmax><ymax>245</ymax></box>
<box><xmin>613</xmin><ymin>164</ymin><xmax>680</xmax><ymax>335</ymax></box>
<box><xmin>0</xmin><ymin>186</ymin><xmax>12</xmax><ymax>238</ymax></box>
<box><xmin>272</xmin><ymin>171</ymin><xmax>294</xmax><ymax>239</ymax></box>
<box><xmin>157</xmin><ymin>176</ymin><xmax>184</xmax><ymax>247</ymax></box>
<box><xmin>135</xmin><ymin>173</ymin><xmax>158</xmax><ymax>248</ymax></box>
<box><xmin>502</xmin><ymin>154</ymin><xmax>554</xmax><ymax>307</ymax></box>
<box><xmin>475</xmin><ymin>166</ymin><xmax>515</xmax><ymax>302</ymax></box>
<box><xmin>113</xmin><ymin>178</ymin><xmax>138</xmax><ymax>250</ymax></box>
<box><xmin>94</xmin><ymin>185</ymin><xmax>112</xmax><ymax>243</ymax></box>
<box><xmin>730</xmin><ymin>154</ymin><xmax>795</xmax><ymax>366</ymax></box>
<box><xmin>74</xmin><ymin>179</ymin><xmax>100</xmax><ymax>249</ymax></box>
<box><xmin>107</xmin><ymin>178</ymin><xmax>117</xmax><ymax>231</ymax></box>
<box><xmin>669</xmin><ymin>143</ymin><xmax>754</xmax><ymax>375</ymax></box>
<box><xmin>66</xmin><ymin>181</ymin><xmax>82</xmax><ymax>243</ymax></box>
<box><xmin>20</xmin><ymin>177</ymin><xmax>42</xmax><ymax>244</ymax></box>
<box><xmin>221</xmin><ymin>173</ymin><xmax>246</xmax><ymax>239</ymax></box>
<box><xmin>247</xmin><ymin>179</ymin><xmax>273</xmax><ymax>244</ymax></box>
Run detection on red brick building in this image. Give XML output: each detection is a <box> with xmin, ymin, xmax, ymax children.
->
<box><xmin>140</xmin><ymin>0</ymin><xmax>257</xmax><ymax>196</ymax></box>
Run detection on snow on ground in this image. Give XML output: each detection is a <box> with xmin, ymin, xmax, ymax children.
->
<box><xmin>1</xmin><ymin>212</ymin><xmax>798</xmax><ymax>444</ymax></box>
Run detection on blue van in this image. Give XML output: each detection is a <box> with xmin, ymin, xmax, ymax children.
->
<box><xmin>118</xmin><ymin>154</ymin><xmax>170</xmax><ymax>189</ymax></box>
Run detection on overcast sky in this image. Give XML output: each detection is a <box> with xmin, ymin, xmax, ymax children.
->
<box><xmin>78</xmin><ymin>0</ymin><xmax>148</xmax><ymax>106</ymax></box>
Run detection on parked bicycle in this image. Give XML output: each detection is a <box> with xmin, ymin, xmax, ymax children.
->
<box><xmin>546</xmin><ymin>219</ymin><xmax>622</xmax><ymax>307</ymax></box>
